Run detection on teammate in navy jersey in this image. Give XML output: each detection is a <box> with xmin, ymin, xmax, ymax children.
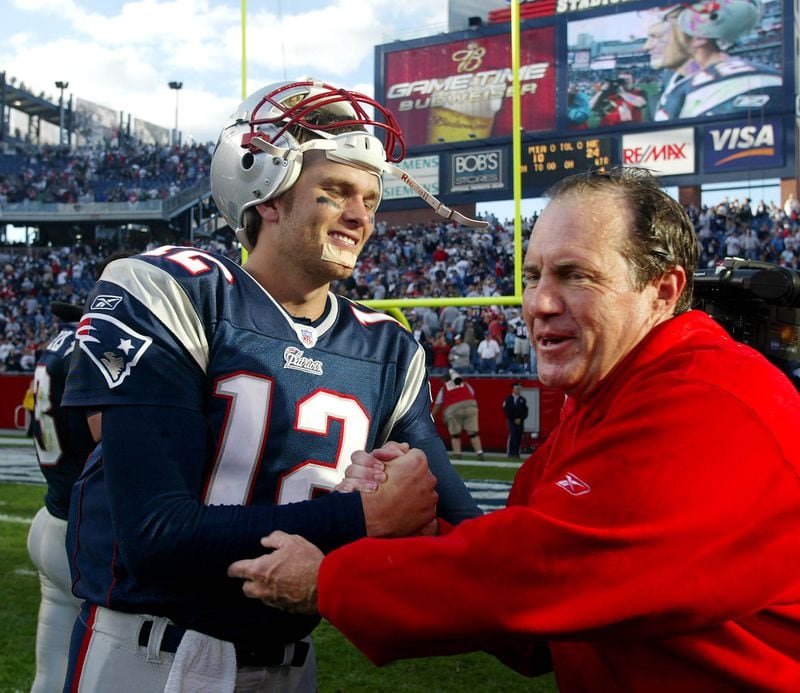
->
<box><xmin>27</xmin><ymin>302</ymin><xmax>96</xmax><ymax>693</ymax></box>
<box><xmin>651</xmin><ymin>0</ymin><xmax>781</xmax><ymax>121</ymax></box>
<box><xmin>61</xmin><ymin>80</ymin><xmax>486</xmax><ymax>692</ymax></box>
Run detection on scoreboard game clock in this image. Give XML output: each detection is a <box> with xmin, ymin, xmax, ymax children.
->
<box><xmin>521</xmin><ymin>136</ymin><xmax>614</xmax><ymax>187</ymax></box>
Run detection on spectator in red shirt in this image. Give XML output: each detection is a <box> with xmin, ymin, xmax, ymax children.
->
<box><xmin>429</xmin><ymin>331</ymin><xmax>451</xmax><ymax>376</ymax></box>
<box><xmin>432</xmin><ymin>244</ymin><xmax>449</xmax><ymax>268</ymax></box>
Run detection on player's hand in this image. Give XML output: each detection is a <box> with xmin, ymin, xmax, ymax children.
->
<box><xmin>227</xmin><ymin>531</ymin><xmax>322</xmax><ymax>615</ymax></box>
<box><xmin>361</xmin><ymin>447</ymin><xmax>438</xmax><ymax>538</ymax></box>
<box><xmin>335</xmin><ymin>441</ymin><xmax>409</xmax><ymax>493</ymax></box>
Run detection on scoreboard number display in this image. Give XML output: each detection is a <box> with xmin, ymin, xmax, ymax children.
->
<box><xmin>521</xmin><ymin>137</ymin><xmax>613</xmax><ymax>186</ymax></box>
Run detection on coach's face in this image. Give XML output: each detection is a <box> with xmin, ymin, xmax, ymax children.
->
<box><xmin>522</xmin><ymin>191</ymin><xmax>668</xmax><ymax>401</ymax></box>
<box><xmin>644</xmin><ymin>17</ymin><xmax>671</xmax><ymax>69</ymax></box>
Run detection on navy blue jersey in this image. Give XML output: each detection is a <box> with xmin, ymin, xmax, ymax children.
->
<box><xmin>655</xmin><ymin>57</ymin><xmax>781</xmax><ymax>121</ymax></box>
<box><xmin>63</xmin><ymin>245</ymin><xmax>479</xmax><ymax>646</ymax></box>
<box><xmin>32</xmin><ymin>326</ymin><xmax>95</xmax><ymax>520</ymax></box>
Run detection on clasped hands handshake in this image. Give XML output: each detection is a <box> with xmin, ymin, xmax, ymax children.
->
<box><xmin>227</xmin><ymin>442</ymin><xmax>438</xmax><ymax>614</ymax></box>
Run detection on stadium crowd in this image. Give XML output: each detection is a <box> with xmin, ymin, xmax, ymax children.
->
<box><xmin>0</xmin><ymin>140</ymin><xmax>212</xmax><ymax>205</ymax></box>
<box><xmin>1</xmin><ymin>190</ymin><xmax>799</xmax><ymax>376</ymax></box>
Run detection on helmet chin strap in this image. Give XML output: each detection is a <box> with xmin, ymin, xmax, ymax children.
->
<box><xmin>381</xmin><ymin>162</ymin><xmax>488</xmax><ymax>229</ymax></box>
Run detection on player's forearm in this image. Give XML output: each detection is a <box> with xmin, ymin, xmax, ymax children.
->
<box><xmin>102</xmin><ymin>406</ymin><xmax>367</xmax><ymax>579</ymax></box>
<box><xmin>112</xmin><ymin>489</ymin><xmax>366</xmax><ymax>580</ymax></box>
<box><xmin>417</xmin><ymin>435</ymin><xmax>482</xmax><ymax>523</ymax></box>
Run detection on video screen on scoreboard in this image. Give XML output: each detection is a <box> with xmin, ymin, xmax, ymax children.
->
<box><xmin>565</xmin><ymin>0</ymin><xmax>784</xmax><ymax>130</ymax></box>
<box><xmin>382</xmin><ymin>27</ymin><xmax>556</xmax><ymax>148</ymax></box>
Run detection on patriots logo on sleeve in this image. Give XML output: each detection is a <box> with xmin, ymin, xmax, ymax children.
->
<box><xmin>75</xmin><ymin>313</ymin><xmax>153</xmax><ymax>389</ymax></box>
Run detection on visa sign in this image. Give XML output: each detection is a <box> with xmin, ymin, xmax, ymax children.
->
<box><xmin>622</xmin><ymin>128</ymin><xmax>695</xmax><ymax>176</ymax></box>
<box><xmin>703</xmin><ymin>120</ymin><xmax>783</xmax><ymax>172</ymax></box>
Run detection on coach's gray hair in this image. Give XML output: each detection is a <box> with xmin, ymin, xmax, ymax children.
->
<box><xmin>545</xmin><ymin>167</ymin><xmax>697</xmax><ymax>314</ymax></box>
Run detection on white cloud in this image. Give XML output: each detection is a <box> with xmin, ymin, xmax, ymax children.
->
<box><xmin>3</xmin><ymin>0</ymin><xmax>450</xmax><ymax>143</ymax></box>
<box><xmin>245</xmin><ymin>1</ymin><xmax>382</xmax><ymax>78</ymax></box>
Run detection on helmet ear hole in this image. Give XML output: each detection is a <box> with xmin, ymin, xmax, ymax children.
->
<box><xmin>241</xmin><ymin>152</ymin><xmax>255</xmax><ymax>170</ymax></box>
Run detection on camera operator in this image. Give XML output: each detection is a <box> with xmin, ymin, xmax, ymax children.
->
<box><xmin>589</xmin><ymin>73</ymin><xmax>647</xmax><ymax>126</ymax></box>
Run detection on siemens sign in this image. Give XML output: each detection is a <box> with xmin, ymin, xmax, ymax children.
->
<box><xmin>450</xmin><ymin>149</ymin><xmax>505</xmax><ymax>192</ymax></box>
<box><xmin>703</xmin><ymin>120</ymin><xmax>783</xmax><ymax>173</ymax></box>
<box><xmin>382</xmin><ymin>155</ymin><xmax>440</xmax><ymax>200</ymax></box>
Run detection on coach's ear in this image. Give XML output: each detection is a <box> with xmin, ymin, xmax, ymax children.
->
<box><xmin>653</xmin><ymin>265</ymin><xmax>686</xmax><ymax>315</ymax></box>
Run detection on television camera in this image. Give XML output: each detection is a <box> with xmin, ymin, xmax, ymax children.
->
<box><xmin>693</xmin><ymin>258</ymin><xmax>800</xmax><ymax>384</ymax></box>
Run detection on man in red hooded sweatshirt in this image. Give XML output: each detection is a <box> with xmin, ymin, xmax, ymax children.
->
<box><xmin>229</xmin><ymin>168</ymin><xmax>800</xmax><ymax>691</ymax></box>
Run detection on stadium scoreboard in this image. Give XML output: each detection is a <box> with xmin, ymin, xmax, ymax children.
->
<box><xmin>375</xmin><ymin>0</ymin><xmax>794</xmax><ymax>207</ymax></box>
<box><xmin>520</xmin><ymin>136</ymin><xmax>614</xmax><ymax>186</ymax></box>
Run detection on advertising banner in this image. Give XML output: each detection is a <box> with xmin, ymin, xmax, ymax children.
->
<box><xmin>703</xmin><ymin>119</ymin><xmax>784</xmax><ymax>172</ymax></box>
<box><xmin>74</xmin><ymin>98</ymin><xmax>120</xmax><ymax>147</ymax></box>
<box><xmin>382</xmin><ymin>27</ymin><xmax>556</xmax><ymax>147</ymax></box>
<box><xmin>622</xmin><ymin>127</ymin><xmax>695</xmax><ymax>175</ymax></box>
<box><xmin>382</xmin><ymin>155</ymin><xmax>440</xmax><ymax>200</ymax></box>
<box><xmin>132</xmin><ymin>119</ymin><xmax>170</xmax><ymax>147</ymax></box>
<box><xmin>566</xmin><ymin>0</ymin><xmax>784</xmax><ymax>130</ymax></box>
<box><xmin>450</xmin><ymin>148</ymin><xmax>506</xmax><ymax>192</ymax></box>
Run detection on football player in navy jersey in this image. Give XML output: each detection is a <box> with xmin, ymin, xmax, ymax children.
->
<box><xmin>27</xmin><ymin>301</ymin><xmax>97</xmax><ymax>693</ymax></box>
<box><xmin>652</xmin><ymin>0</ymin><xmax>781</xmax><ymax>121</ymax></box>
<box><xmin>61</xmin><ymin>80</ymin><xmax>486</xmax><ymax>692</ymax></box>
<box><xmin>644</xmin><ymin>5</ymin><xmax>698</xmax><ymax>118</ymax></box>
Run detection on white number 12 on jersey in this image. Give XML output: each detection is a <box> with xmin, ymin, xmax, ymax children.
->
<box><xmin>203</xmin><ymin>373</ymin><xmax>369</xmax><ymax>506</ymax></box>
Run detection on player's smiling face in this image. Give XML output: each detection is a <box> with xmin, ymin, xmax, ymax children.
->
<box><xmin>522</xmin><ymin>192</ymin><xmax>663</xmax><ymax>401</ymax></box>
<box><xmin>276</xmin><ymin>151</ymin><xmax>380</xmax><ymax>282</ymax></box>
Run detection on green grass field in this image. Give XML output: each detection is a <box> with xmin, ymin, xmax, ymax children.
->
<box><xmin>0</xmin><ymin>467</ymin><xmax>557</xmax><ymax>692</ymax></box>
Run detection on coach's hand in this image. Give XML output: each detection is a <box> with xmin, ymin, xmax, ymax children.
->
<box><xmin>228</xmin><ymin>531</ymin><xmax>322</xmax><ymax>614</ymax></box>
<box><xmin>360</xmin><ymin>447</ymin><xmax>438</xmax><ymax>538</ymax></box>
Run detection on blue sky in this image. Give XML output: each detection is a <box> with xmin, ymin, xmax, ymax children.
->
<box><xmin>1</xmin><ymin>0</ymin><xmax>448</xmax><ymax>143</ymax></box>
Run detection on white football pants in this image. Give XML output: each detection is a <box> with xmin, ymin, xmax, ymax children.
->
<box><xmin>27</xmin><ymin>505</ymin><xmax>82</xmax><ymax>693</ymax></box>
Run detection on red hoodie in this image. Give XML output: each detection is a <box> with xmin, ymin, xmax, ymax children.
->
<box><xmin>318</xmin><ymin>311</ymin><xmax>800</xmax><ymax>691</ymax></box>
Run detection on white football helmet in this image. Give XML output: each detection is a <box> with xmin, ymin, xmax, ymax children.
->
<box><xmin>677</xmin><ymin>0</ymin><xmax>760</xmax><ymax>49</ymax></box>
<box><xmin>210</xmin><ymin>80</ymin><xmax>486</xmax><ymax>250</ymax></box>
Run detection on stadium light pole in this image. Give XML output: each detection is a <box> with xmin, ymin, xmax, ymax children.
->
<box><xmin>168</xmin><ymin>81</ymin><xmax>183</xmax><ymax>146</ymax></box>
<box><xmin>55</xmin><ymin>80</ymin><xmax>69</xmax><ymax>148</ymax></box>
